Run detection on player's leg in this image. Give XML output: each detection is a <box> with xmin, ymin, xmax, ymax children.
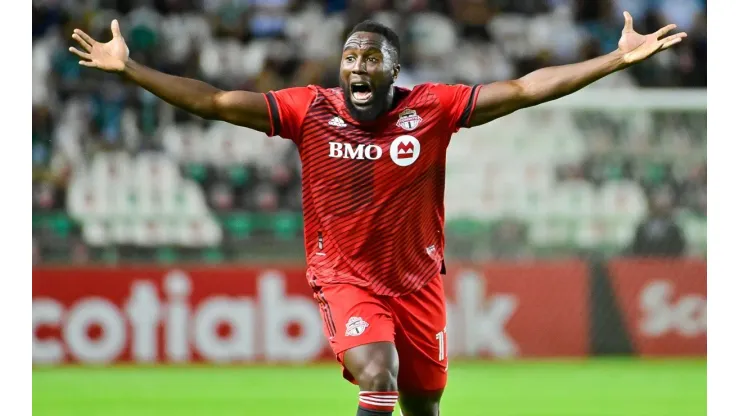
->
<box><xmin>390</xmin><ymin>275</ymin><xmax>448</xmax><ymax>416</ymax></box>
<box><xmin>342</xmin><ymin>341</ymin><xmax>399</xmax><ymax>391</ymax></box>
<box><xmin>311</xmin><ymin>282</ymin><xmax>400</xmax><ymax>415</ymax></box>
<box><xmin>397</xmin><ymin>390</ymin><xmax>444</xmax><ymax>416</ymax></box>
<box><xmin>342</xmin><ymin>341</ymin><xmax>401</xmax><ymax>415</ymax></box>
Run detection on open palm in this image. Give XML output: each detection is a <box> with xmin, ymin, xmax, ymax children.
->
<box><xmin>618</xmin><ymin>11</ymin><xmax>688</xmax><ymax>65</ymax></box>
<box><xmin>69</xmin><ymin>20</ymin><xmax>129</xmax><ymax>72</ymax></box>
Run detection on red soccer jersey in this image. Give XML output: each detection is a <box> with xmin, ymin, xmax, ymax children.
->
<box><xmin>264</xmin><ymin>83</ymin><xmax>481</xmax><ymax>296</ymax></box>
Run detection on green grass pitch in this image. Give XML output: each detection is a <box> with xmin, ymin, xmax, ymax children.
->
<box><xmin>33</xmin><ymin>358</ymin><xmax>706</xmax><ymax>416</ymax></box>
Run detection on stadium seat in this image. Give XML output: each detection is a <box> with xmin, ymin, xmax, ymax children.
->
<box><xmin>240</xmin><ymin>40</ymin><xmax>269</xmax><ymax>77</ymax></box>
<box><xmin>610</xmin><ymin>217</ymin><xmax>638</xmax><ymax>249</ymax></box>
<box><xmin>175</xmin><ymin>216</ymin><xmax>223</xmax><ymax>247</ymax></box>
<box><xmin>597</xmin><ymin>181</ymin><xmax>647</xmax><ymax>221</ymax></box>
<box><xmin>132</xmin><ymin>152</ymin><xmax>180</xmax><ymax>191</ymax></box>
<box><xmin>48</xmin><ymin>213</ymin><xmax>74</xmax><ymax>239</ymax></box>
<box><xmin>201</xmin><ymin>247</ymin><xmax>226</xmax><ymax>263</ymax></box>
<box><xmin>204</xmin><ymin>122</ymin><xmax>232</xmax><ymax>165</ymax></box>
<box><xmin>156</xmin><ymin>247</ymin><xmax>179</xmax><ymax>264</ymax></box>
<box><xmin>529</xmin><ymin>218</ymin><xmax>573</xmax><ymax>248</ymax></box>
<box><xmin>575</xmin><ymin>218</ymin><xmax>609</xmax><ymax>250</ymax></box>
<box><xmin>272</xmin><ymin>212</ymin><xmax>302</xmax><ymax>240</ymax></box>
<box><xmin>506</xmin><ymin>188</ymin><xmax>550</xmax><ymax>222</ymax></box>
<box><xmin>90</xmin><ymin>152</ymin><xmax>132</xmax><ymax>190</ymax></box>
<box><xmin>184</xmin><ymin>162</ymin><xmax>209</xmax><ymax>184</ymax></box>
<box><xmin>682</xmin><ymin>215</ymin><xmax>707</xmax><ymax>250</ymax></box>
<box><xmin>133</xmin><ymin>218</ymin><xmax>177</xmax><ymax>247</ymax></box>
<box><xmin>487</xmin><ymin>14</ymin><xmax>533</xmax><ymax>59</ymax></box>
<box><xmin>82</xmin><ymin>219</ymin><xmax>110</xmax><ymax>247</ymax></box>
<box><xmin>446</xmin><ymin>218</ymin><xmax>488</xmax><ymax>237</ymax></box>
<box><xmin>227</xmin><ymin>165</ymin><xmax>251</xmax><ymax>188</ymax></box>
<box><xmin>222</xmin><ymin>212</ymin><xmax>254</xmax><ymax>239</ymax></box>
<box><xmin>179</xmin><ymin>123</ymin><xmax>208</xmax><ymax>163</ymax></box>
<box><xmin>208</xmin><ymin>182</ymin><xmax>236</xmax><ymax>211</ymax></box>
<box><xmin>172</xmin><ymin>181</ymin><xmax>209</xmax><ymax>218</ymax></box>
<box><xmin>199</xmin><ymin>39</ymin><xmax>225</xmax><ymax>79</ymax></box>
<box><xmin>110</xmin><ymin>217</ymin><xmax>136</xmax><ymax>245</ymax></box>
<box><xmin>67</xmin><ymin>174</ymin><xmax>108</xmax><ymax>220</ymax></box>
<box><xmin>407</xmin><ymin>12</ymin><xmax>458</xmax><ymax>58</ymax></box>
<box><xmin>549</xmin><ymin>181</ymin><xmax>597</xmax><ymax>220</ymax></box>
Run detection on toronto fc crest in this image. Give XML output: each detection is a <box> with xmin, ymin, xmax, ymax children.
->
<box><xmin>345</xmin><ymin>317</ymin><xmax>369</xmax><ymax>336</ymax></box>
<box><xmin>396</xmin><ymin>108</ymin><xmax>422</xmax><ymax>131</ymax></box>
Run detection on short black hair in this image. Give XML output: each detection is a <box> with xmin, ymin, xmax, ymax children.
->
<box><xmin>347</xmin><ymin>20</ymin><xmax>401</xmax><ymax>60</ymax></box>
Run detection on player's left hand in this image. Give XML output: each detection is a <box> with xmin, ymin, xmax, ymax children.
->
<box><xmin>618</xmin><ymin>11</ymin><xmax>688</xmax><ymax>65</ymax></box>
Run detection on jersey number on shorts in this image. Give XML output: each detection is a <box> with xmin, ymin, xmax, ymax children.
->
<box><xmin>435</xmin><ymin>327</ymin><xmax>447</xmax><ymax>362</ymax></box>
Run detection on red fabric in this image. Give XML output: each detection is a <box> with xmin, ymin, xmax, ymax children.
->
<box><xmin>316</xmin><ymin>275</ymin><xmax>448</xmax><ymax>392</ymax></box>
<box><xmin>426</xmin><ymin>83</ymin><xmax>480</xmax><ymax>132</ymax></box>
<box><xmin>269</xmin><ymin>83</ymin><xmax>478</xmax><ymax>296</ymax></box>
<box><xmin>265</xmin><ymin>86</ymin><xmax>317</xmax><ymax>144</ymax></box>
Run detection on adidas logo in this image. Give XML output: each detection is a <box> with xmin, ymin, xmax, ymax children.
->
<box><xmin>328</xmin><ymin>117</ymin><xmax>347</xmax><ymax>128</ymax></box>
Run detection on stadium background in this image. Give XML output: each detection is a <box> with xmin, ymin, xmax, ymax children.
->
<box><xmin>32</xmin><ymin>0</ymin><xmax>707</xmax><ymax>415</ymax></box>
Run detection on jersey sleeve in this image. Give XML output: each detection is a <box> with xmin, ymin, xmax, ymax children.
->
<box><xmin>263</xmin><ymin>86</ymin><xmax>318</xmax><ymax>144</ymax></box>
<box><xmin>428</xmin><ymin>83</ymin><xmax>482</xmax><ymax>134</ymax></box>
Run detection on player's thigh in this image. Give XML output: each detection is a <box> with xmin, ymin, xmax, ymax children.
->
<box><xmin>312</xmin><ymin>282</ymin><xmax>396</xmax><ymax>383</ymax></box>
<box><xmin>341</xmin><ymin>341</ymin><xmax>400</xmax><ymax>390</ymax></box>
<box><xmin>389</xmin><ymin>275</ymin><xmax>448</xmax><ymax>394</ymax></box>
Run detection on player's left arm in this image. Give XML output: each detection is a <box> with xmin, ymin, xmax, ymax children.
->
<box><xmin>468</xmin><ymin>12</ymin><xmax>688</xmax><ymax>127</ymax></box>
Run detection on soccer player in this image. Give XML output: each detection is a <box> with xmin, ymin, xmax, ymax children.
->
<box><xmin>70</xmin><ymin>13</ymin><xmax>686</xmax><ymax>416</ymax></box>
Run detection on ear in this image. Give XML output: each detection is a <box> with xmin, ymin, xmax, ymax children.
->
<box><xmin>393</xmin><ymin>64</ymin><xmax>401</xmax><ymax>81</ymax></box>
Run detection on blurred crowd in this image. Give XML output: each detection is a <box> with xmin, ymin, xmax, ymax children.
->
<box><xmin>32</xmin><ymin>0</ymin><xmax>707</xmax><ymax>264</ymax></box>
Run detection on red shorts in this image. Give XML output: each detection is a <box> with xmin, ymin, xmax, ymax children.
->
<box><xmin>311</xmin><ymin>275</ymin><xmax>448</xmax><ymax>393</ymax></box>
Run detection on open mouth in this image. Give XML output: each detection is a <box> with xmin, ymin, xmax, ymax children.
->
<box><xmin>350</xmin><ymin>82</ymin><xmax>374</xmax><ymax>105</ymax></box>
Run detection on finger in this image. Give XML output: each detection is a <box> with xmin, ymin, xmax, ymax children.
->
<box><xmin>79</xmin><ymin>60</ymin><xmax>98</xmax><ymax>68</ymax></box>
<box><xmin>68</xmin><ymin>46</ymin><xmax>91</xmax><ymax>60</ymax></box>
<box><xmin>71</xmin><ymin>33</ymin><xmax>92</xmax><ymax>52</ymax></box>
<box><xmin>623</xmin><ymin>11</ymin><xmax>634</xmax><ymax>32</ymax></box>
<box><xmin>662</xmin><ymin>32</ymin><xmax>688</xmax><ymax>43</ymax></box>
<box><xmin>654</xmin><ymin>24</ymin><xmax>678</xmax><ymax>39</ymax></box>
<box><xmin>111</xmin><ymin>19</ymin><xmax>122</xmax><ymax>38</ymax></box>
<box><xmin>73</xmin><ymin>29</ymin><xmax>97</xmax><ymax>48</ymax></box>
<box><xmin>661</xmin><ymin>36</ymin><xmax>686</xmax><ymax>50</ymax></box>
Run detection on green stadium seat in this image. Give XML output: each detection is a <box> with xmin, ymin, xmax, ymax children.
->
<box><xmin>446</xmin><ymin>218</ymin><xmax>487</xmax><ymax>237</ymax></box>
<box><xmin>228</xmin><ymin>165</ymin><xmax>250</xmax><ymax>187</ymax></box>
<box><xmin>32</xmin><ymin>214</ymin><xmax>47</xmax><ymax>232</ymax></box>
<box><xmin>50</xmin><ymin>213</ymin><xmax>73</xmax><ymax>238</ymax></box>
<box><xmin>100</xmin><ymin>248</ymin><xmax>119</xmax><ymax>264</ymax></box>
<box><xmin>603</xmin><ymin>162</ymin><xmax>624</xmax><ymax>181</ymax></box>
<box><xmin>223</xmin><ymin>213</ymin><xmax>254</xmax><ymax>239</ymax></box>
<box><xmin>251</xmin><ymin>213</ymin><xmax>275</xmax><ymax>235</ymax></box>
<box><xmin>202</xmin><ymin>248</ymin><xmax>225</xmax><ymax>264</ymax></box>
<box><xmin>156</xmin><ymin>247</ymin><xmax>178</xmax><ymax>264</ymax></box>
<box><xmin>185</xmin><ymin>163</ymin><xmax>208</xmax><ymax>183</ymax></box>
<box><xmin>272</xmin><ymin>213</ymin><xmax>302</xmax><ymax>240</ymax></box>
<box><xmin>643</xmin><ymin>162</ymin><xmax>667</xmax><ymax>186</ymax></box>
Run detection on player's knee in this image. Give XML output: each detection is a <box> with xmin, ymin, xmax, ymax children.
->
<box><xmin>356</xmin><ymin>362</ymin><xmax>398</xmax><ymax>391</ymax></box>
<box><xmin>344</xmin><ymin>342</ymin><xmax>399</xmax><ymax>391</ymax></box>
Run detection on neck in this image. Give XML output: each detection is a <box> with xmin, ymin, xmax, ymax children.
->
<box><xmin>385</xmin><ymin>86</ymin><xmax>396</xmax><ymax>111</ymax></box>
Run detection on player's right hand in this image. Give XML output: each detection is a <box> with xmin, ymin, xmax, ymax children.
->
<box><xmin>69</xmin><ymin>20</ymin><xmax>129</xmax><ymax>73</ymax></box>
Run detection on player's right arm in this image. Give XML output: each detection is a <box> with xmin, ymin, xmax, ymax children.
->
<box><xmin>69</xmin><ymin>20</ymin><xmax>270</xmax><ymax>133</ymax></box>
